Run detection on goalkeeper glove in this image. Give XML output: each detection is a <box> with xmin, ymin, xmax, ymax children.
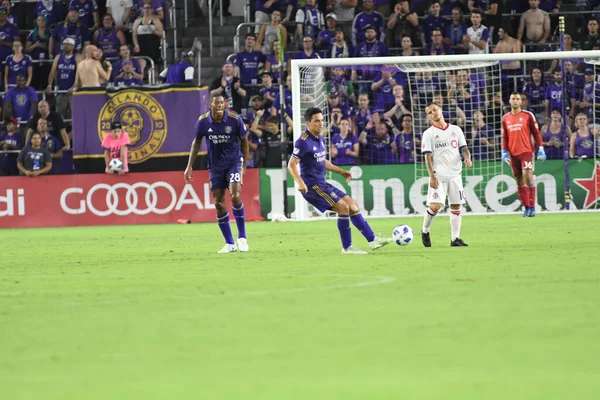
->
<box><xmin>536</xmin><ymin>146</ymin><xmax>547</xmax><ymax>162</ymax></box>
<box><xmin>502</xmin><ymin>150</ymin><xmax>511</xmax><ymax>165</ymax></box>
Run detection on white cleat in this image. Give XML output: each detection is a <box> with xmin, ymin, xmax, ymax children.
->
<box><xmin>237</xmin><ymin>238</ymin><xmax>249</xmax><ymax>252</ymax></box>
<box><xmin>369</xmin><ymin>236</ymin><xmax>394</xmax><ymax>250</ymax></box>
<box><xmin>217</xmin><ymin>243</ymin><xmax>237</xmax><ymax>253</ymax></box>
<box><xmin>341</xmin><ymin>245</ymin><xmax>368</xmax><ymax>255</ymax></box>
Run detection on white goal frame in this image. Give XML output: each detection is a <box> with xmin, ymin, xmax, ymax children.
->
<box><xmin>290</xmin><ymin>50</ymin><xmax>600</xmax><ymax>221</ymax></box>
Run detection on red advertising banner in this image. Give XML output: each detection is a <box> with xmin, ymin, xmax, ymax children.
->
<box><xmin>0</xmin><ymin>170</ymin><xmax>260</xmax><ymax>228</ymax></box>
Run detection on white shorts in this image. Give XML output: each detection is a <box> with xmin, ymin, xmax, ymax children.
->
<box><xmin>426</xmin><ymin>176</ymin><xmax>465</xmax><ymax>206</ymax></box>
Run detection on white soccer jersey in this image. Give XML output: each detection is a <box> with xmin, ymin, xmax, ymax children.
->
<box><xmin>467</xmin><ymin>24</ymin><xmax>489</xmax><ymax>54</ymax></box>
<box><xmin>421</xmin><ymin>123</ymin><xmax>468</xmax><ymax>179</ymax></box>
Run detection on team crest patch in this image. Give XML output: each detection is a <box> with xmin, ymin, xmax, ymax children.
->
<box><xmin>225</xmin><ymin>126</ymin><xmax>232</xmax><ymax>133</ymax></box>
<box><xmin>330</xmin><ymin>192</ymin><xmax>338</xmax><ymax>199</ymax></box>
<box><xmin>97</xmin><ymin>90</ymin><xmax>167</xmax><ymax>164</ymax></box>
<box><xmin>433</xmin><ymin>193</ymin><xmax>439</xmax><ymax>199</ymax></box>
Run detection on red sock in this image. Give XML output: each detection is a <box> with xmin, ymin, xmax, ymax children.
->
<box><xmin>528</xmin><ymin>186</ymin><xmax>536</xmax><ymax>207</ymax></box>
<box><xmin>517</xmin><ymin>186</ymin><xmax>528</xmax><ymax>207</ymax></box>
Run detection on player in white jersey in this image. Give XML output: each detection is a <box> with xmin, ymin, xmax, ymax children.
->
<box><xmin>420</xmin><ymin>102</ymin><xmax>473</xmax><ymax>247</ymax></box>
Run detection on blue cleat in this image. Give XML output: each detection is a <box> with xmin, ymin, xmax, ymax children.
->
<box><xmin>528</xmin><ymin>207</ymin><xmax>536</xmax><ymax>217</ymax></box>
<box><xmin>522</xmin><ymin>207</ymin><xmax>530</xmax><ymax>217</ymax></box>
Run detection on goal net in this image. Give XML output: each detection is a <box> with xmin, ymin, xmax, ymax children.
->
<box><xmin>290</xmin><ymin>51</ymin><xmax>600</xmax><ymax>220</ymax></box>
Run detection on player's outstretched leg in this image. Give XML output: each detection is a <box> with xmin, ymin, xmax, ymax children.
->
<box><xmin>230</xmin><ymin>183</ymin><xmax>248</xmax><ymax>251</ymax></box>
<box><xmin>345</xmin><ymin>199</ymin><xmax>392</xmax><ymax>250</ymax></box>
<box><xmin>333</xmin><ymin>200</ymin><xmax>367</xmax><ymax>254</ymax></box>
<box><xmin>214</xmin><ymin>190</ymin><xmax>237</xmax><ymax>253</ymax></box>
<box><xmin>449</xmin><ymin>205</ymin><xmax>468</xmax><ymax>247</ymax></box>
<box><xmin>421</xmin><ymin>205</ymin><xmax>439</xmax><ymax>247</ymax></box>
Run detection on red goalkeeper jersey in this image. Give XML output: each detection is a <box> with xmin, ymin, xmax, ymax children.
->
<box><xmin>501</xmin><ymin>110</ymin><xmax>543</xmax><ymax>156</ymax></box>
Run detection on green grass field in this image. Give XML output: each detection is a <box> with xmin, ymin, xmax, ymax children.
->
<box><xmin>2</xmin><ymin>213</ymin><xmax>600</xmax><ymax>399</ymax></box>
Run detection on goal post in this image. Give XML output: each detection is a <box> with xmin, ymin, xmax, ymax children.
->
<box><xmin>290</xmin><ymin>50</ymin><xmax>600</xmax><ymax>221</ymax></box>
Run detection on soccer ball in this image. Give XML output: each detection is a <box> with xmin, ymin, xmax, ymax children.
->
<box><xmin>392</xmin><ymin>225</ymin><xmax>414</xmax><ymax>246</ymax></box>
<box><xmin>109</xmin><ymin>158</ymin><xmax>123</xmax><ymax>172</ymax></box>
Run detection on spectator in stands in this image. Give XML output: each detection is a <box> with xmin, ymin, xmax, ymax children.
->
<box><xmin>423</xmin><ymin>28</ymin><xmax>452</xmax><ymax>55</ymax></box>
<box><xmin>470</xmin><ymin>109</ymin><xmax>495</xmax><ymax>161</ymax></box>
<box><xmin>351</xmin><ymin>25</ymin><xmax>388</xmax><ymax>86</ymax></box>
<box><xmin>295</xmin><ymin>0</ymin><xmax>324</xmax><ymax>46</ymax></box>
<box><xmin>326</xmin><ymin>0</ymin><xmax>356</xmax><ymax>21</ymax></box>
<box><xmin>517</xmin><ymin>0</ymin><xmax>550</xmax><ymax>51</ymax></box>
<box><xmin>0</xmin><ymin>6</ymin><xmax>19</xmax><ymax>67</ymax></box>
<box><xmin>494</xmin><ymin>27</ymin><xmax>522</xmax><ymax>99</ymax></box>
<box><xmin>5</xmin><ymin>40</ymin><xmax>33</xmax><ymax>89</ymax></box>
<box><xmin>316</xmin><ymin>13</ymin><xmax>338</xmax><ymax>52</ymax></box>
<box><xmin>258</xmin><ymin>72</ymin><xmax>277</xmax><ymax>114</ymax></box>
<box><xmin>271</xmin><ymin>74</ymin><xmax>292</xmax><ymax>118</ymax></box>
<box><xmin>469</xmin><ymin>0</ymin><xmax>503</xmax><ymax>43</ymax></box>
<box><xmin>36</xmin><ymin>0</ymin><xmax>65</xmax><ymax>27</ymax></box>
<box><xmin>17</xmin><ymin>132</ymin><xmax>52</xmax><ymax>177</ymax></box>
<box><xmin>102</xmin><ymin>121</ymin><xmax>129</xmax><ymax>174</ymax></box>
<box><xmin>541</xmin><ymin>108</ymin><xmax>568</xmax><ymax>159</ymax></box>
<box><xmin>132</xmin><ymin>3</ymin><xmax>163</xmax><ymax>74</ymax></box>
<box><xmin>37</xmin><ymin>118</ymin><xmax>63</xmax><ymax>169</ymax></box>
<box><xmin>94</xmin><ymin>13</ymin><xmax>126</xmax><ymax>59</ymax></box>
<box><xmin>545</xmin><ymin>69</ymin><xmax>568</xmax><ymax>123</ymax></box>
<box><xmin>444</xmin><ymin>7</ymin><xmax>469</xmax><ymax>54</ymax></box>
<box><xmin>442</xmin><ymin>0</ymin><xmax>466</xmax><ymax>16</ymax></box>
<box><xmin>4</xmin><ymin>75</ymin><xmax>38</xmax><ymax>122</ymax></box>
<box><xmin>382</xmin><ymin>84</ymin><xmax>410</xmax><ymax>121</ymax></box>
<box><xmin>235</xmin><ymin>33</ymin><xmax>265</xmax><ymax>87</ymax></box>
<box><xmin>411</xmin><ymin>71</ymin><xmax>442</xmax><ymax>107</ymax></box>
<box><xmin>421</xmin><ymin>1</ymin><xmax>446</xmax><ymax>46</ymax></box>
<box><xmin>26</xmin><ymin>100</ymin><xmax>70</xmax><ymax>150</ymax></box>
<box><xmin>250</xmin><ymin>114</ymin><xmax>282</xmax><ymax>168</ymax></box>
<box><xmin>114</xmin><ymin>60</ymin><xmax>143</xmax><ymax>86</ymax></box>
<box><xmin>72</xmin><ymin>44</ymin><xmax>112</xmax><ymax>89</ymax></box>
<box><xmin>330</xmin><ymin>28</ymin><xmax>351</xmax><ymax>58</ymax></box>
<box><xmin>50</xmin><ymin>7</ymin><xmax>91</xmax><ymax>55</ymax></box>
<box><xmin>294</xmin><ymin>35</ymin><xmax>320</xmax><ymax>60</ymax></box>
<box><xmin>351</xmin><ymin>0</ymin><xmax>384</xmax><ymax>47</ymax></box>
<box><xmin>564</xmin><ymin>61</ymin><xmax>583</xmax><ymax>119</ymax></box>
<box><xmin>391</xmin><ymin>113</ymin><xmax>418</xmax><ymax>164</ymax></box>
<box><xmin>47</xmin><ymin>38</ymin><xmax>77</xmax><ymax>118</ymax></box>
<box><xmin>209</xmin><ymin>60</ymin><xmax>246</xmax><ymax>113</ymax></box>
<box><xmin>69</xmin><ymin>0</ymin><xmax>99</xmax><ymax>31</ymax></box>
<box><xmin>386</xmin><ymin>0</ymin><xmax>420</xmax><ymax>48</ymax></box>
<box><xmin>331</xmin><ymin>117</ymin><xmax>359</xmax><ymax>165</ymax></box>
<box><xmin>353</xmin><ymin>92</ymin><xmax>377</xmax><ymax>135</ymax></box>
<box><xmin>578</xmin><ymin>67</ymin><xmax>600</xmax><ymax>121</ymax></box>
<box><xmin>107</xmin><ymin>0</ymin><xmax>132</xmax><ymax>30</ymax></box>
<box><xmin>399</xmin><ymin>36</ymin><xmax>418</xmax><ymax>56</ymax></box>
<box><xmin>465</xmin><ymin>9</ymin><xmax>489</xmax><ymax>54</ymax></box>
<box><xmin>326</xmin><ymin>66</ymin><xmax>354</xmax><ymax>106</ymax></box>
<box><xmin>522</xmin><ymin>66</ymin><xmax>547</xmax><ymax>122</ymax></box>
<box><xmin>448</xmin><ymin>69</ymin><xmax>485</xmax><ymax>119</ymax></box>
<box><xmin>433</xmin><ymin>90</ymin><xmax>466</xmax><ymax>127</ymax></box>
<box><xmin>26</xmin><ymin>16</ymin><xmax>52</xmax><ymax>91</ymax></box>
<box><xmin>581</xmin><ymin>17</ymin><xmax>600</xmax><ymax>50</ymax></box>
<box><xmin>570</xmin><ymin>113</ymin><xmax>596</xmax><ymax>158</ymax></box>
<box><xmin>486</xmin><ymin>91</ymin><xmax>509</xmax><ymax>128</ymax></box>
<box><xmin>547</xmin><ymin>34</ymin><xmax>575</xmax><ymax>75</ymax></box>
<box><xmin>0</xmin><ymin>117</ymin><xmax>22</xmax><ymax>176</ymax></box>
<box><xmin>159</xmin><ymin>51</ymin><xmax>194</xmax><ymax>84</ymax></box>
<box><xmin>256</xmin><ymin>9</ymin><xmax>286</xmax><ymax>55</ymax></box>
<box><xmin>359</xmin><ymin>121</ymin><xmax>395</xmax><ymax>165</ymax></box>
<box><xmin>1</xmin><ymin>0</ymin><xmax>15</xmax><ymax>25</ymax></box>
<box><xmin>263</xmin><ymin>39</ymin><xmax>288</xmax><ymax>83</ymax></box>
<box><xmin>113</xmin><ymin>44</ymin><xmax>143</xmax><ymax>80</ymax></box>
<box><xmin>254</xmin><ymin>1</ymin><xmax>279</xmax><ymax>33</ymax></box>
<box><xmin>246</xmin><ymin>94</ymin><xmax>266</xmax><ymax>124</ymax></box>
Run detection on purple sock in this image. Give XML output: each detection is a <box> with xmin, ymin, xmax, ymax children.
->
<box><xmin>350</xmin><ymin>212</ymin><xmax>375</xmax><ymax>242</ymax></box>
<box><xmin>232</xmin><ymin>202</ymin><xmax>246</xmax><ymax>239</ymax></box>
<box><xmin>338</xmin><ymin>214</ymin><xmax>352</xmax><ymax>249</ymax></box>
<box><xmin>217</xmin><ymin>212</ymin><xmax>235</xmax><ymax>244</ymax></box>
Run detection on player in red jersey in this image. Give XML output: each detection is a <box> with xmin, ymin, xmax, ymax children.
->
<box><xmin>501</xmin><ymin>92</ymin><xmax>546</xmax><ymax>217</ymax></box>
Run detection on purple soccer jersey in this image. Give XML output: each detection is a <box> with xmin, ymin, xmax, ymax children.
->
<box><xmin>331</xmin><ymin>133</ymin><xmax>358</xmax><ymax>165</ymax></box>
<box><xmin>235</xmin><ymin>50</ymin><xmax>265</xmax><ymax>85</ymax></box>
<box><xmin>5</xmin><ymin>86</ymin><xmax>38</xmax><ymax>120</ymax></box>
<box><xmin>394</xmin><ymin>132</ymin><xmax>416</xmax><ymax>164</ymax></box>
<box><xmin>5</xmin><ymin>55</ymin><xmax>33</xmax><ymax>85</ymax></box>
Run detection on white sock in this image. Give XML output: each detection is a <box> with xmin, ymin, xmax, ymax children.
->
<box><xmin>450</xmin><ymin>209</ymin><xmax>462</xmax><ymax>241</ymax></box>
<box><xmin>422</xmin><ymin>207</ymin><xmax>437</xmax><ymax>233</ymax></box>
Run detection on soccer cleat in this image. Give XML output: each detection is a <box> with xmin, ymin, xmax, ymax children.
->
<box><xmin>341</xmin><ymin>245</ymin><xmax>368</xmax><ymax>255</ymax></box>
<box><xmin>237</xmin><ymin>238</ymin><xmax>249</xmax><ymax>252</ymax></box>
<box><xmin>369</xmin><ymin>236</ymin><xmax>393</xmax><ymax>250</ymax></box>
<box><xmin>421</xmin><ymin>231</ymin><xmax>431</xmax><ymax>247</ymax></box>
<box><xmin>528</xmin><ymin>207</ymin><xmax>536</xmax><ymax>217</ymax></box>
<box><xmin>522</xmin><ymin>207</ymin><xmax>530</xmax><ymax>217</ymax></box>
<box><xmin>217</xmin><ymin>243</ymin><xmax>237</xmax><ymax>253</ymax></box>
<box><xmin>450</xmin><ymin>238</ymin><xmax>469</xmax><ymax>247</ymax></box>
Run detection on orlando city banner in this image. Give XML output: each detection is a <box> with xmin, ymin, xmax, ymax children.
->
<box><xmin>72</xmin><ymin>86</ymin><xmax>209</xmax><ymax>163</ymax></box>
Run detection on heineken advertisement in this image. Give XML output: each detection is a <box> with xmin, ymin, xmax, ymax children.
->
<box><xmin>259</xmin><ymin>160</ymin><xmax>600</xmax><ymax>219</ymax></box>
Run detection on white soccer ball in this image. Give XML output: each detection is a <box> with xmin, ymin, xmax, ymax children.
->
<box><xmin>392</xmin><ymin>224</ymin><xmax>414</xmax><ymax>246</ymax></box>
<box><xmin>109</xmin><ymin>158</ymin><xmax>123</xmax><ymax>172</ymax></box>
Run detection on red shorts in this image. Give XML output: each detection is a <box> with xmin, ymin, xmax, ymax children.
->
<box><xmin>510</xmin><ymin>152</ymin><xmax>534</xmax><ymax>177</ymax></box>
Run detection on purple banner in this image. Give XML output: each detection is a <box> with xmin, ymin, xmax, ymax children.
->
<box><xmin>72</xmin><ymin>86</ymin><xmax>209</xmax><ymax>163</ymax></box>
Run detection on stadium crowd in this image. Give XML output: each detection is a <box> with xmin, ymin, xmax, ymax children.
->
<box><xmin>1</xmin><ymin>0</ymin><xmax>600</xmax><ymax>177</ymax></box>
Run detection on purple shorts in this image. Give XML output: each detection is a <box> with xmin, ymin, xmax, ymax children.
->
<box><xmin>302</xmin><ymin>181</ymin><xmax>347</xmax><ymax>213</ymax></box>
<box><xmin>209</xmin><ymin>162</ymin><xmax>242</xmax><ymax>191</ymax></box>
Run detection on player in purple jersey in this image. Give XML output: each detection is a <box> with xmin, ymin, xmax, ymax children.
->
<box><xmin>185</xmin><ymin>93</ymin><xmax>250</xmax><ymax>253</ymax></box>
<box><xmin>288</xmin><ymin>107</ymin><xmax>392</xmax><ymax>254</ymax></box>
